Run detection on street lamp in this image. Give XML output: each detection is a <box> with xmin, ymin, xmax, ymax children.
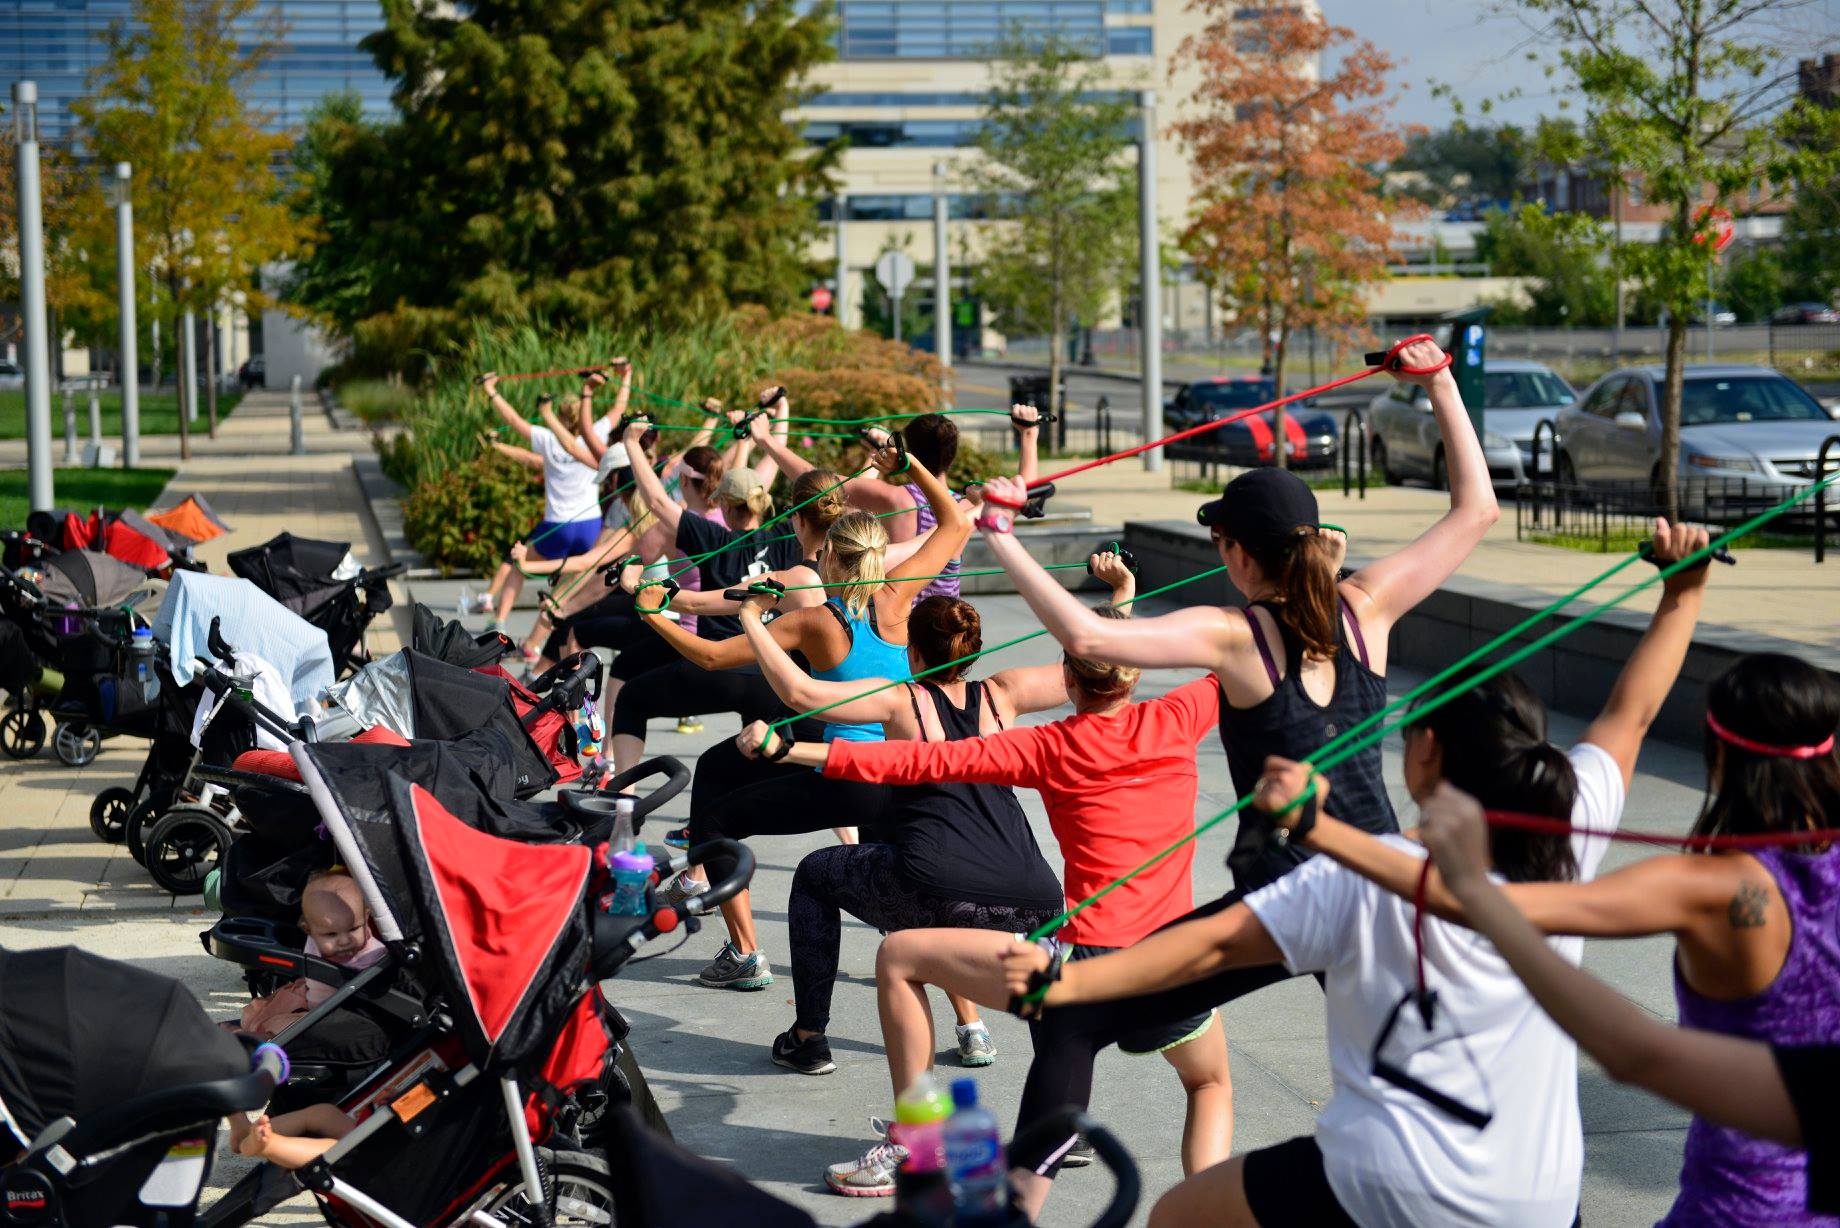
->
<box><xmin>1138</xmin><ymin>89</ymin><xmax>1163</xmax><ymax>472</ymax></box>
<box><xmin>933</xmin><ymin>161</ymin><xmax>952</xmax><ymax>370</ymax></box>
<box><xmin>13</xmin><ymin>82</ymin><xmax>54</xmax><ymax>511</ymax></box>
<box><xmin>112</xmin><ymin>162</ymin><xmax>141</xmax><ymax>467</ymax></box>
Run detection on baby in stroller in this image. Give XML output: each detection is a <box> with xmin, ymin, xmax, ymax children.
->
<box><xmin>233</xmin><ymin>870</ymin><xmax>386</xmax><ymax>1039</ymax></box>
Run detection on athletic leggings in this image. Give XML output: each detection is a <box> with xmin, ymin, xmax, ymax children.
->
<box><xmin>687</xmin><ymin>761</ymin><xmax>897</xmax><ymax>887</ymax></box>
<box><xmin>788</xmin><ymin>843</ymin><xmax>1057</xmax><ymax>1035</ymax></box>
<box><xmin>542</xmin><ymin>590</ymin><xmax>645</xmax><ymax>663</ymax></box>
<box><xmin>1011</xmin><ymin>892</ymin><xmax>1302</xmax><ymax>1176</ymax></box>
<box><xmin>609</xmin><ymin>656</ymin><xmax>787</xmax><ymax>739</ymax></box>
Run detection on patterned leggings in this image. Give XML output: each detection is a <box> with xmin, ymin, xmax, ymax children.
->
<box><xmin>787</xmin><ymin>843</ymin><xmax>1058</xmax><ymax>1035</ymax></box>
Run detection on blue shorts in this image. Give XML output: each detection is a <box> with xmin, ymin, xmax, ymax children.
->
<box><xmin>528</xmin><ymin>517</ymin><xmax>602</xmax><ymax>560</ymax></box>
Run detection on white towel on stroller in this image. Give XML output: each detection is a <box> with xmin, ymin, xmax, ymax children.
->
<box><xmin>190</xmin><ymin>650</ymin><xmax>295</xmax><ymax>752</ymax></box>
<box><xmin>156</xmin><ymin>571</ymin><xmax>334</xmax><ymax>704</ymax></box>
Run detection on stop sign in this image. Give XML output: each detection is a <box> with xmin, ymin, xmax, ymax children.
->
<box><xmin>810</xmin><ymin>286</ymin><xmax>834</xmax><ymax>313</ymax></box>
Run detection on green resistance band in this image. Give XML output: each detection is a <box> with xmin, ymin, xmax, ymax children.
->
<box><xmin>766</xmin><ymin>565</ymin><xmax>1232</xmax><ymax>732</ymax></box>
<box><xmin>1020</xmin><ymin>470</ymin><xmax>1837</xmax><ymax>952</ymax></box>
<box><xmin>641</xmin><ymin>465</ymin><xmax>879</xmax><ymax>591</ymax></box>
<box><xmin>736</xmin><ymin>561</ymin><xmax>1093</xmax><ymax>595</ymax></box>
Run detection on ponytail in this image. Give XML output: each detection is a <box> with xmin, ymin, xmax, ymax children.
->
<box><xmin>823</xmin><ymin>511</ymin><xmax>890</xmax><ymax>616</ymax></box>
<box><xmin>1064</xmin><ymin>605</ymin><xmax>1141</xmax><ymax>703</ymax></box>
<box><xmin>1270</xmin><ymin>526</ymin><xmax>1341</xmax><ymax>661</ymax></box>
<box><xmin>682</xmin><ymin>445</ymin><xmax>725</xmax><ymax>493</ymax></box>
<box><xmin>792</xmin><ymin>469</ymin><xmax>849</xmax><ymax>537</ymax></box>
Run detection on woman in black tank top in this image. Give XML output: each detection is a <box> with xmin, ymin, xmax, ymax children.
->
<box><xmin>974</xmin><ymin>339</ymin><xmax>1501</xmax><ymax>1216</ymax></box>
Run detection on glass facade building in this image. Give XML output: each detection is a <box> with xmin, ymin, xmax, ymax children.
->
<box><xmin>0</xmin><ymin>0</ymin><xmax>393</xmax><ymax>142</ymax></box>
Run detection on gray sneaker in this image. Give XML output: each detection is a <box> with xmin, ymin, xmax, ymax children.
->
<box><xmin>656</xmin><ymin>871</ymin><xmax>707</xmax><ymax>909</ymax></box>
<box><xmin>824</xmin><ymin>1119</ymin><xmax>907</xmax><ymax>1198</ymax></box>
<box><xmin>956</xmin><ymin>1023</ymin><xmax>997</xmax><ymax>1067</ymax></box>
<box><xmin>695</xmin><ymin>942</ymin><xmax>774</xmax><ymax>990</ymax></box>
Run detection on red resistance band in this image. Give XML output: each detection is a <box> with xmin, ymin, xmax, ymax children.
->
<box><xmin>1706</xmin><ymin>711</ymin><xmax>1837</xmax><ymax>760</ymax></box>
<box><xmin>480</xmin><ymin>364</ymin><xmax>612</xmax><ymax>384</ymax></box>
<box><xmin>1481</xmin><ymin>809</ymin><xmax>1840</xmax><ymax>851</ymax></box>
<box><xmin>1027</xmin><ymin>334</ymin><xmax>1453</xmax><ymax>492</ymax></box>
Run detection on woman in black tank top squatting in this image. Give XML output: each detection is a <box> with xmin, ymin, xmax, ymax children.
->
<box><xmin>732</xmin><ymin>556</ymin><xmax>1139</xmax><ymax>1079</ymax></box>
<box><xmin>974</xmin><ymin>336</ymin><xmax>1499</xmax><ymax>1216</ymax></box>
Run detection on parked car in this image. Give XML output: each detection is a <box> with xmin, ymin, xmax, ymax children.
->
<box><xmin>237</xmin><ymin>356</ymin><xmax>265</xmax><ymax>389</ymax></box>
<box><xmin>1770</xmin><ymin>302</ymin><xmax>1840</xmax><ymax>326</ymax></box>
<box><xmin>1164</xmin><ymin>375</ymin><xmax>1338</xmax><ymax>468</ymax></box>
<box><xmin>1366</xmin><ymin>359</ymin><xmax>1576</xmax><ymax>488</ymax></box>
<box><xmin>0</xmin><ymin>360</ymin><xmax>23</xmax><ymax>390</ymax></box>
<box><xmin>1660</xmin><ymin>303</ymin><xmax>1739</xmax><ymax>328</ymax></box>
<box><xmin>1553</xmin><ymin>364</ymin><xmax>1840</xmax><ymax>504</ymax></box>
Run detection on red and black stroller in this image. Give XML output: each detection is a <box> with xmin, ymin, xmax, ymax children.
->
<box><xmin>26</xmin><ymin>504</ymin><xmax>206</xmax><ymax>574</ymax></box>
<box><xmin>227</xmin><ymin>533</ymin><xmax>405</xmax><ymax>677</ymax></box>
<box><xmin>196</xmin><ymin>709</ymin><xmax>741</xmax><ymax>1228</ymax></box>
<box><xmin>0</xmin><ymin>947</ymin><xmax>291</xmax><ymax>1228</ymax></box>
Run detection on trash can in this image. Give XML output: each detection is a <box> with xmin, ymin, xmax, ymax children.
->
<box><xmin>1440</xmin><ymin>306</ymin><xmax>1490</xmax><ymax>439</ymax></box>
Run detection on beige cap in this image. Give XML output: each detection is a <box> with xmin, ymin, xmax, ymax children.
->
<box><xmin>714</xmin><ymin>469</ymin><xmax>764</xmax><ymax>502</ymax></box>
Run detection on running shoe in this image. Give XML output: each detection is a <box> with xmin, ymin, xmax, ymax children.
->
<box><xmin>771</xmin><ymin>1028</ymin><xmax>836</xmax><ymax>1076</ymax></box>
<box><xmin>1060</xmin><ymin>1137</ymin><xmax>1096</xmax><ymax>1169</ymax></box>
<box><xmin>675</xmin><ymin>716</ymin><xmax>704</xmax><ymax>734</ymax></box>
<box><xmin>662</xmin><ymin>826</ymin><xmax>692</xmax><ymax>850</ymax></box>
<box><xmin>955</xmin><ymin>1022</ymin><xmax>997</xmax><ymax>1067</ymax></box>
<box><xmin>655</xmin><ymin>872</ymin><xmax>707</xmax><ymax>908</ymax></box>
<box><xmin>824</xmin><ymin>1120</ymin><xmax>907</xmax><ymax>1198</ymax></box>
<box><xmin>695</xmin><ymin>942</ymin><xmax>774</xmax><ymax>990</ymax></box>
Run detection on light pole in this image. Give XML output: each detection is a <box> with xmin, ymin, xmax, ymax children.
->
<box><xmin>834</xmin><ymin>193</ymin><xmax>849</xmax><ymax>329</ymax></box>
<box><xmin>1138</xmin><ymin>89</ymin><xmax>1164</xmax><ymax>473</ymax></box>
<box><xmin>113</xmin><ymin>162</ymin><xmax>141</xmax><ymax>467</ymax></box>
<box><xmin>13</xmin><ymin>82</ymin><xmax>55</xmax><ymax>512</ymax></box>
<box><xmin>933</xmin><ymin>161</ymin><xmax>952</xmax><ymax>369</ymax></box>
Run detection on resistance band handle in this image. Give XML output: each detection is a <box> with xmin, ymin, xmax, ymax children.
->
<box><xmin>859</xmin><ymin>426</ymin><xmax>910</xmax><ymax>475</ymax></box>
<box><xmin>1008</xmin><ymin>941</ymin><xmax>1065</xmax><ymax>1020</ymax></box>
<box><xmin>1012</xmin><ymin>407</ymin><xmax>1058</xmax><ymax>429</ymax></box>
<box><xmin>1086</xmin><ymin>545</ymin><xmax>1138</xmax><ymax>576</ymax></box>
<box><xmin>1638</xmin><ymin>539</ymin><xmax>1735</xmax><ymax>571</ymax></box>
<box><xmin>1364</xmin><ymin>334</ymin><xmax>1452</xmax><ymax>377</ymax></box>
<box><xmin>601</xmin><ymin>554</ymin><xmax>645</xmax><ymax>587</ymax></box>
<box><xmin>730</xmin><ymin>409</ymin><xmax>769</xmax><ymax>440</ymax></box>
<box><xmin>763</xmin><ymin>729</ymin><xmax>795</xmax><ymax>762</ymax></box>
<box><xmin>615</xmin><ymin>412</ymin><xmax>653</xmax><ymax>435</ymax></box>
<box><xmin>723</xmin><ymin>579</ymin><xmax>786</xmax><ymax>603</ymax></box>
<box><xmin>1022</xmin><ymin>482</ymin><xmax>1055</xmax><ymax>520</ymax></box>
<box><xmin>757</xmin><ymin>385</ymin><xmax>787</xmax><ymax>410</ymax></box>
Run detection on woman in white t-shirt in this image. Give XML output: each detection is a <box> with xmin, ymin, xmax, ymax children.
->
<box><xmin>999</xmin><ymin>521</ymin><xmax>1713</xmax><ymax>1228</ymax></box>
<box><xmin>472</xmin><ymin>372</ymin><xmax>609</xmax><ymax>632</ymax></box>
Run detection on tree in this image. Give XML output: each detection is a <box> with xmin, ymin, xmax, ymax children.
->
<box><xmin>1474</xmin><ymin>202</ymin><xmax>1618</xmax><ymax>325</ymax></box>
<box><xmin>287</xmin><ymin>0</ymin><xmax>835</xmax><ymax>366</ymax></box>
<box><xmin>1721</xmin><ymin>244</ymin><xmax>1785</xmax><ymax>322</ymax></box>
<box><xmin>1177</xmin><ymin>2</ymin><xmax>1411</xmax><ymax>467</ymax></box>
<box><xmin>1781</xmin><ymin>175</ymin><xmax>1840</xmax><ymax>305</ymax></box>
<box><xmin>969</xmin><ymin>33</ymin><xmax>1138</xmax><ymax>419</ymax></box>
<box><xmin>1520</xmin><ymin>0</ymin><xmax>1840</xmax><ymax>517</ymax></box>
<box><xmin>72</xmin><ymin>0</ymin><xmax>304</xmax><ymax>456</ymax></box>
<box><xmin>1393</xmin><ymin>124</ymin><xmax>1529</xmax><ymax>208</ymax></box>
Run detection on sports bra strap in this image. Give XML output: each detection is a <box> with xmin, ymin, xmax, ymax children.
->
<box><xmin>904</xmin><ymin>681</ymin><xmax>930</xmax><ymax>742</ymax></box>
<box><xmin>1339</xmin><ymin>594</ymin><xmax>1370</xmax><ymax>669</ymax></box>
<box><xmin>1245</xmin><ymin>604</ymin><xmax>1281</xmax><ymax>689</ymax></box>
<box><xmin>821</xmin><ymin>599</ymin><xmax>852</xmax><ymax>640</ymax></box>
<box><xmin>979</xmin><ymin>680</ymin><xmax>1006</xmax><ymax>732</ymax></box>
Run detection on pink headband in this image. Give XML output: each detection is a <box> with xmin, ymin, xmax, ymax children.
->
<box><xmin>1706</xmin><ymin>710</ymin><xmax>1837</xmax><ymax>759</ymax></box>
<box><xmin>682</xmin><ymin>467</ymin><xmax>706</xmax><ymax>483</ymax></box>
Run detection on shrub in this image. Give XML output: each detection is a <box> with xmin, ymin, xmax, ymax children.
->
<box><xmin>337</xmin><ymin>379</ymin><xmax>416</xmax><ymax>425</ymax></box>
<box><xmin>402</xmin><ymin>451</ymin><xmax>543</xmax><ymax>576</ymax></box>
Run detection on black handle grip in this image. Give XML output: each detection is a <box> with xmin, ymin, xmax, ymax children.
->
<box><xmin>592</xmin><ymin>755</ymin><xmax>692</xmax><ymax>821</ymax></box>
<box><xmin>683</xmin><ymin>838</ymin><xmax>753</xmax><ymax>913</ymax></box>
<box><xmin>207</xmin><ymin>615</ymin><xmax>233</xmax><ymax>660</ymax></box>
<box><xmin>757</xmin><ymin>385</ymin><xmax>787</xmax><ymax>409</ymax></box>
<box><xmin>1021</xmin><ymin>481</ymin><xmax>1056</xmax><ymax>520</ymax></box>
<box><xmin>1007</xmin><ymin>1111</ymin><xmax>1139</xmax><ymax>1228</ymax></box>
<box><xmin>1086</xmin><ymin>545</ymin><xmax>1138</xmax><ymax>576</ymax></box>
<box><xmin>362</xmin><ymin>562</ymin><xmax>409</xmax><ymax>582</ymax></box>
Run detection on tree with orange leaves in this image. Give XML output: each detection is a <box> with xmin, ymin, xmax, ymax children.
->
<box><xmin>1175</xmin><ymin>2</ymin><xmax>1412</xmax><ymax>468</ymax></box>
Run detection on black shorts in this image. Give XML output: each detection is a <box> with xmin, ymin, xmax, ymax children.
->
<box><xmin>1240</xmin><ymin>1136</ymin><xmax>1357</xmax><ymax>1227</ymax></box>
<box><xmin>1066</xmin><ymin>942</ymin><xmax>1215</xmax><ymax>1055</ymax></box>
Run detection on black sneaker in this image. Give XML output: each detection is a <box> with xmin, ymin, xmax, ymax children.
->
<box><xmin>1060</xmin><ymin>1137</ymin><xmax>1096</xmax><ymax>1169</ymax></box>
<box><xmin>771</xmin><ymin>1028</ymin><xmax>836</xmax><ymax>1076</ymax></box>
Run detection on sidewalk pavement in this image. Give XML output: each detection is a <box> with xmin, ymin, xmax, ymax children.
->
<box><xmin>0</xmin><ymin>389</ymin><xmax>401</xmax><ymax>915</ymax></box>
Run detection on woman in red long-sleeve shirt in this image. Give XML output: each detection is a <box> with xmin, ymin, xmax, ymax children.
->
<box><xmin>737</xmin><ymin>621</ymin><xmax>1229</xmax><ymax>1201</ymax></box>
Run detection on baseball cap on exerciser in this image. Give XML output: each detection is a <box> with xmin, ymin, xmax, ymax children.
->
<box><xmin>714</xmin><ymin>469</ymin><xmax>765</xmax><ymax>503</ymax></box>
<box><xmin>1196</xmin><ymin>468</ymin><xmax>1319</xmax><ymax>555</ymax></box>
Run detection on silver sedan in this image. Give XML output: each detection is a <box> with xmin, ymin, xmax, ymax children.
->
<box><xmin>1367</xmin><ymin>359</ymin><xmax>1576</xmax><ymax>488</ymax></box>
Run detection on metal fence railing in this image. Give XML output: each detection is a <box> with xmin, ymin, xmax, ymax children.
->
<box><xmin>1517</xmin><ymin>471</ymin><xmax>1836</xmax><ymax>554</ymax></box>
<box><xmin>1770</xmin><ymin>323</ymin><xmax>1840</xmax><ymax>382</ymax></box>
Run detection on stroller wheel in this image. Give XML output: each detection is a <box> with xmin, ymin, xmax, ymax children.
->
<box><xmin>89</xmin><ymin>786</ymin><xmax>136</xmax><ymax>843</ymax></box>
<box><xmin>125</xmin><ymin>798</ymin><xmax>163</xmax><ymax>865</ymax></box>
<box><xmin>481</xmin><ymin>1149</ymin><xmax>615</xmax><ymax>1226</ymax></box>
<box><xmin>53</xmin><ymin>723</ymin><xmax>101</xmax><ymax>767</ymax></box>
<box><xmin>1</xmin><ymin>708</ymin><xmax>46</xmax><ymax>758</ymax></box>
<box><xmin>144</xmin><ymin>806</ymin><xmax>233</xmax><ymax>895</ymax></box>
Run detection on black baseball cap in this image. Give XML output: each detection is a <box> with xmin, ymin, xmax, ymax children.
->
<box><xmin>1196</xmin><ymin>468</ymin><xmax>1319</xmax><ymax>555</ymax></box>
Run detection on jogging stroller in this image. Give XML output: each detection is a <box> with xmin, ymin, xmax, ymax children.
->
<box><xmin>26</xmin><ymin>504</ymin><xmax>204</xmax><ymax>573</ymax></box>
<box><xmin>227</xmin><ymin>533</ymin><xmax>405</xmax><ymax>677</ymax></box>
<box><xmin>197</xmin><ymin>720</ymin><xmax>741</xmax><ymax>1228</ymax></box>
<box><xmin>0</xmin><ymin>554</ymin><xmax>166</xmax><ymax>766</ymax></box>
<box><xmin>411</xmin><ymin>602</ymin><xmax>513</xmax><ymax>670</ymax></box>
<box><xmin>0</xmin><ymin>946</ymin><xmax>291</xmax><ymax>1228</ymax></box>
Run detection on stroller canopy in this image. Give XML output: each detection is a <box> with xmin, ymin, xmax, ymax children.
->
<box><xmin>145</xmin><ymin>493</ymin><xmax>230</xmax><ymax>545</ymax></box>
<box><xmin>154</xmin><ymin>570</ymin><xmax>334</xmax><ymax>705</ymax></box>
<box><xmin>227</xmin><ymin>532</ymin><xmax>356</xmax><ymax>605</ymax></box>
<box><xmin>0</xmin><ymin>947</ymin><xmax>247</xmax><ymax>1149</ymax></box>
<box><xmin>104</xmin><ymin>507</ymin><xmax>181</xmax><ymax>571</ymax></box>
<box><xmin>37</xmin><ymin>549</ymin><xmax>156</xmax><ymax>609</ymax></box>
<box><xmin>411</xmin><ymin>603</ymin><xmax>511</xmax><ymax>670</ymax></box>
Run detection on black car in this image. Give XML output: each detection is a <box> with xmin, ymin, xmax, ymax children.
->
<box><xmin>1770</xmin><ymin>302</ymin><xmax>1839</xmax><ymax>326</ymax></box>
<box><xmin>1165</xmin><ymin>375</ymin><xmax>1338</xmax><ymax>468</ymax></box>
<box><xmin>236</xmin><ymin>356</ymin><xmax>265</xmax><ymax>389</ymax></box>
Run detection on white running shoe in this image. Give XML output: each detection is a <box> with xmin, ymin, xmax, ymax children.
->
<box><xmin>956</xmin><ymin>1022</ymin><xmax>997</xmax><ymax>1067</ymax></box>
<box><xmin>824</xmin><ymin>1119</ymin><xmax>908</xmax><ymax>1198</ymax></box>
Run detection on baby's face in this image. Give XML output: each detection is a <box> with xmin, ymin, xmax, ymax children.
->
<box><xmin>302</xmin><ymin>882</ymin><xmax>370</xmax><ymax>963</ymax></box>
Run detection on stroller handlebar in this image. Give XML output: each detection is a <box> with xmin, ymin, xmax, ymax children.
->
<box><xmin>1008</xmin><ymin>1111</ymin><xmax>1140</xmax><ymax>1228</ymax></box>
<box><xmin>52</xmin><ymin>1041</ymin><xmax>289</xmax><ymax>1166</ymax></box>
<box><xmin>361</xmin><ymin>561</ymin><xmax>409</xmax><ymax>583</ymax></box>
<box><xmin>589</xmin><ymin>838</ymin><xmax>754</xmax><ymax>980</ymax></box>
<box><xmin>570</xmin><ymin>755</ymin><xmax>690</xmax><ymax>824</ymax></box>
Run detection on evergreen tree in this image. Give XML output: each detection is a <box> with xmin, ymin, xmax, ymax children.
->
<box><xmin>290</xmin><ymin>0</ymin><xmax>836</xmax><ymax>359</ymax></box>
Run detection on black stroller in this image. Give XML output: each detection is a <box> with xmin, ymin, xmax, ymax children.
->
<box><xmin>0</xmin><ymin>947</ymin><xmax>291</xmax><ymax>1228</ymax></box>
<box><xmin>411</xmin><ymin>602</ymin><xmax>513</xmax><ymax>670</ymax></box>
<box><xmin>195</xmin><ymin>707</ymin><xmax>737</xmax><ymax>1228</ymax></box>
<box><xmin>0</xmin><ymin>555</ymin><xmax>165</xmax><ymax>766</ymax></box>
<box><xmin>227</xmin><ymin>533</ymin><xmax>405</xmax><ymax>677</ymax></box>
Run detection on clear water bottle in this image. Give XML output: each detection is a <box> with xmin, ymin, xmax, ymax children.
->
<box><xmin>944</xmin><ymin>1078</ymin><xmax>1007</xmax><ymax>1225</ymax></box>
<box><xmin>608</xmin><ymin>796</ymin><xmax>636</xmax><ymax>856</ymax></box>
<box><xmin>129</xmin><ymin>625</ymin><xmax>158</xmax><ymax>701</ymax></box>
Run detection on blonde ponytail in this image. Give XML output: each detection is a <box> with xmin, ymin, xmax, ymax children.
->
<box><xmin>823</xmin><ymin>510</ymin><xmax>890</xmax><ymax>616</ymax></box>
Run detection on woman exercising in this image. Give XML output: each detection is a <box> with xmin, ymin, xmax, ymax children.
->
<box><xmin>732</xmin><ymin>553</ymin><xmax>1138</xmax><ymax>1076</ymax></box>
<box><xmin>737</xmin><ymin>604</ymin><xmax>1230</xmax><ymax>1202</ymax></box>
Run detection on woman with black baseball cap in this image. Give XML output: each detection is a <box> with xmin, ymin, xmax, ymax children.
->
<box><xmin>974</xmin><ymin>335</ymin><xmax>1498</xmax><ymax>1215</ymax></box>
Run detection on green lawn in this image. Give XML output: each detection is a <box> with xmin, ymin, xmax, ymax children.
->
<box><xmin>0</xmin><ymin>388</ymin><xmax>242</xmax><ymax>440</ymax></box>
<box><xmin>0</xmin><ymin>466</ymin><xmax>176</xmax><ymax>527</ymax></box>
<box><xmin>1527</xmin><ymin>527</ymin><xmax>1809</xmax><ymax>554</ymax></box>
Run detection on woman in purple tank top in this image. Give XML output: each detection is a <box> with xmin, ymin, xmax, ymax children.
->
<box><xmin>1398</xmin><ymin>651</ymin><xmax>1840</xmax><ymax>1226</ymax></box>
